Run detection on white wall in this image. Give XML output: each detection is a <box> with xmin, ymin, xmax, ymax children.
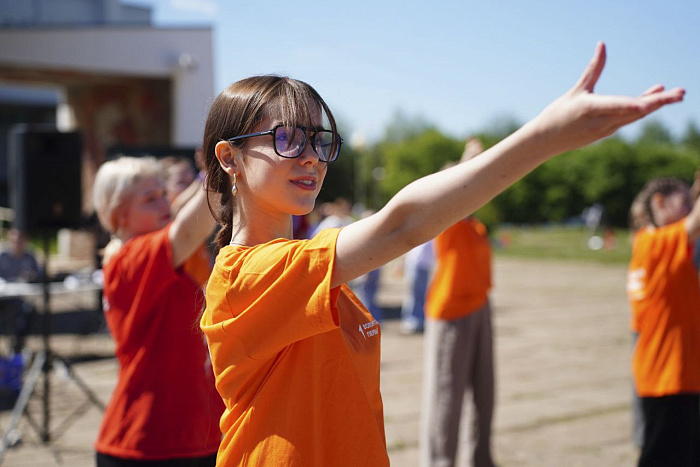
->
<box><xmin>0</xmin><ymin>26</ymin><xmax>214</xmax><ymax>146</ymax></box>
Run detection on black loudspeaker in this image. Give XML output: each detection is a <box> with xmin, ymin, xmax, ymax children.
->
<box><xmin>8</xmin><ymin>125</ymin><xmax>83</xmax><ymax>233</ymax></box>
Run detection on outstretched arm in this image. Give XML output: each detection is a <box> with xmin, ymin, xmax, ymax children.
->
<box><xmin>685</xmin><ymin>170</ymin><xmax>700</xmax><ymax>242</ymax></box>
<box><xmin>332</xmin><ymin>42</ymin><xmax>684</xmax><ymax>287</ymax></box>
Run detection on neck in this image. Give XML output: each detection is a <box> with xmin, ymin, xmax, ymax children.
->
<box><xmin>118</xmin><ymin>230</ymin><xmax>136</xmax><ymax>243</ymax></box>
<box><xmin>230</xmin><ymin>202</ymin><xmax>294</xmax><ymax>246</ymax></box>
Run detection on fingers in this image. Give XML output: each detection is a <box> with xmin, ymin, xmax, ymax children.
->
<box><xmin>641</xmin><ymin>84</ymin><xmax>665</xmax><ymax>96</ymax></box>
<box><xmin>587</xmin><ymin>87</ymin><xmax>685</xmax><ymax>133</ymax></box>
<box><xmin>640</xmin><ymin>87</ymin><xmax>685</xmax><ymax>113</ymax></box>
<box><xmin>573</xmin><ymin>41</ymin><xmax>606</xmax><ymax>93</ymax></box>
<box><xmin>589</xmin><ymin>87</ymin><xmax>684</xmax><ymax>116</ymax></box>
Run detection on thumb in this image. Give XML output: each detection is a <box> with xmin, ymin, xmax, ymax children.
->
<box><xmin>572</xmin><ymin>42</ymin><xmax>606</xmax><ymax>94</ymax></box>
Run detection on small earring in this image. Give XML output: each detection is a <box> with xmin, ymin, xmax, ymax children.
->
<box><xmin>231</xmin><ymin>173</ymin><xmax>238</xmax><ymax>197</ymax></box>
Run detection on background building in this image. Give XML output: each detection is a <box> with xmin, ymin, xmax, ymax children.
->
<box><xmin>0</xmin><ymin>0</ymin><xmax>214</xmax><ymax>214</ymax></box>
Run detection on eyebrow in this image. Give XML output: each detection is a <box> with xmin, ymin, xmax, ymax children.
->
<box><xmin>268</xmin><ymin>117</ymin><xmax>326</xmax><ymax>132</ymax></box>
<box><xmin>284</xmin><ymin>123</ymin><xmax>327</xmax><ymax>132</ymax></box>
<box><xmin>139</xmin><ymin>186</ymin><xmax>165</xmax><ymax>196</ymax></box>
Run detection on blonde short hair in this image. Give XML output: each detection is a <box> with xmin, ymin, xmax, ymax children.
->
<box><xmin>92</xmin><ymin>156</ymin><xmax>163</xmax><ymax>234</ymax></box>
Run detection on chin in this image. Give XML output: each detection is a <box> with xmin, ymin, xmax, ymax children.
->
<box><xmin>287</xmin><ymin>198</ymin><xmax>317</xmax><ymax>216</ymax></box>
<box><xmin>290</xmin><ymin>206</ymin><xmax>315</xmax><ymax>216</ymax></box>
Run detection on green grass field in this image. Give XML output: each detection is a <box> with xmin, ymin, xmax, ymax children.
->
<box><xmin>492</xmin><ymin>225</ymin><xmax>633</xmax><ymax>264</ymax></box>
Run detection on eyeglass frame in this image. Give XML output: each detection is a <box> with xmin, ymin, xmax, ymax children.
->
<box><xmin>225</xmin><ymin>125</ymin><xmax>343</xmax><ymax>163</ymax></box>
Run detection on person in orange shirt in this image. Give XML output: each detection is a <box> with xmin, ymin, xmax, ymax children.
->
<box><xmin>421</xmin><ymin>139</ymin><xmax>496</xmax><ymax>467</ymax></box>
<box><xmin>92</xmin><ymin>156</ymin><xmax>224</xmax><ymax>466</ymax></box>
<box><xmin>199</xmin><ymin>43</ymin><xmax>684</xmax><ymax>466</ymax></box>
<box><xmin>626</xmin><ymin>177</ymin><xmax>700</xmax><ymax>466</ymax></box>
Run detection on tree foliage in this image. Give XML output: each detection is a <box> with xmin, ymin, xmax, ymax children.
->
<box><xmin>378</xmin><ymin>129</ymin><xmax>463</xmax><ymax>203</ymax></box>
<box><xmin>324</xmin><ymin>113</ymin><xmax>700</xmax><ymax>229</ymax></box>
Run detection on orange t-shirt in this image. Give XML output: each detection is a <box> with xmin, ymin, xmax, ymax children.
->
<box><xmin>627</xmin><ymin>220</ymin><xmax>700</xmax><ymax>397</ymax></box>
<box><xmin>201</xmin><ymin>229</ymin><xmax>389</xmax><ymax>466</ymax></box>
<box><xmin>426</xmin><ymin>217</ymin><xmax>492</xmax><ymax>321</ymax></box>
<box><xmin>96</xmin><ymin>226</ymin><xmax>224</xmax><ymax>460</ymax></box>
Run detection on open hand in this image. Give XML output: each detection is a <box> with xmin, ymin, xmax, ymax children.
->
<box><xmin>533</xmin><ymin>42</ymin><xmax>685</xmax><ymax>155</ymax></box>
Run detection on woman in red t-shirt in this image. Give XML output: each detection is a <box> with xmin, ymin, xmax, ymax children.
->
<box><xmin>200</xmin><ymin>43</ymin><xmax>684</xmax><ymax>466</ymax></box>
<box><xmin>92</xmin><ymin>156</ymin><xmax>223</xmax><ymax>466</ymax></box>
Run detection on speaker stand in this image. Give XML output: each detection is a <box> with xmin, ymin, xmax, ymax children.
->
<box><xmin>0</xmin><ymin>233</ymin><xmax>106</xmax><ymax>464</ymax></box>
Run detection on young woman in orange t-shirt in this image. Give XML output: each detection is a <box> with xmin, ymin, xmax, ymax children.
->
<box><xmin>200</xmin><ymin>43</ymin><xmax>684</xmax><ymax>466</ymax></box>
<box><xmin>627</xmin><ymin>177</ymin><xmax>700</xmax><ymax>466</ymax></box>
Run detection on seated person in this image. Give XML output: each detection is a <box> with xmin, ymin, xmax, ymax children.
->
<box><xmin>0</xmin><ymin>228</ymin><xmax>42</xmax><ymax>354</ymax></box>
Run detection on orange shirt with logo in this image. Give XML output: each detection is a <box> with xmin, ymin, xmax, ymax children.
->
<box><xmin>426</xmin><ymin>218</ymin><xmax>492</xmax><ymax>321</ymax></box>
<box><xmin>96</xmin><ymin>226</ymin><xmax>223</xmax><ymax>460</ymax></box>
<box><xmin>627</xmin><ymin>219</ymin><xmax>700</xmax><ymax>397</ymax></box>
<box><xmin>201</xmin><ymin>229</ymin><xmax>389</xmax><ymax>466</ymax></box>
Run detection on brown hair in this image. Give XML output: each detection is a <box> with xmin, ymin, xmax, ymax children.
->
<box><xmin>202</xmin><ymin>75</ymin><xmax>339</xmax><ymax>248</ymax></box>
<box><xmin>631</xmin><ymin>177</ymin><xmax>689</xmax><ymax>228</ymax></box>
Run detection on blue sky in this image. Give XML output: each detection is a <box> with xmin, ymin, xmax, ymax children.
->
<box><xmin>139</xmin><ymin>0</ymin><xmax>698</xmax><ymax>144</ymax></box>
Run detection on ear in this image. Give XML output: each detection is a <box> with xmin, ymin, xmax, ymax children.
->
<box><xmin>649</xmin><ymin>193</ymin><xmax>667</xmax><ymax>224</ymax></box>
<box><xmin>215</xmin><ymin>141</ymin><xmax>240</xmax><ymax>176</ymax></box>
<box><xmin>116</xmin><ymin>207</ymin><xmax>130</xmax><ymax>238</ymax></box>
<box><xmin>650</xmin><ymin>192</ymin><xmax>665</xmax><ymax>210</ymax></box>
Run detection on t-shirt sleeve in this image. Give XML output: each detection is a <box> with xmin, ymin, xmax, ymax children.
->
<box><xmin>207</xmin><ymin>228</ymin><xmax>341</xmax><ymax>360</ymax></box>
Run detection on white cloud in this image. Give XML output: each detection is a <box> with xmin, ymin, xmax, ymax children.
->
<box><xmin>170</xmin><ymin>0</ymin><xmax>218</xmax><ymax>16</ymax></box>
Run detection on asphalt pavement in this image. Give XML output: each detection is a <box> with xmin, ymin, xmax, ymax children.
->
<box><xmin>0</xmin><ymin>256</ymin><xmax>638</xmax><ymax>466</ymax></box>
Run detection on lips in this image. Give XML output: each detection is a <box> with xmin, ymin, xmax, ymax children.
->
<box><xmin>291</xmin><ymin>177</ymin><xmax>317</xmax><ymax>191</ymax></box>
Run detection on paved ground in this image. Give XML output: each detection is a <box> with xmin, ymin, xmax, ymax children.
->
<box><xmin>0</xmin><ymin>256</ymin><xmax>639</xmax><ymax>466</ymax></box>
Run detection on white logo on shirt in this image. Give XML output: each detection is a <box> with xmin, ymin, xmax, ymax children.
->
<box><xmin>627</xmin><ymin>268</ymin><xmax>647</xmax><ymax>300</ymax></box>
<box><xmin>359</xmin><ymin>319</ymin><xmax>379</xmax><ymax>340</ymax></box>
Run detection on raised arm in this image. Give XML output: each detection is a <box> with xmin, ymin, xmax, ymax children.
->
<box><xmin>170</xmin><ymin>176</ymin><xmax>203</xmax><ymax>216</ymax></box>
<box><xmin>169</xmin><ymin>182</ymin><xmax>219</xmax><ymax>268</ymax></box>
<box><xmin>332</xmin><ymin>42</ymin><xmax>684</xmax><ymax>287</ymax></box>
<box><xmin>686</xmin><ymin>170</ymin><xmax>700</xmax><ymax>243</ymax></box>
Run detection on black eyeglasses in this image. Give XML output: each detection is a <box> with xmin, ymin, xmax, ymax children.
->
<box><xmin>226</xmin><ymin>125</ymin><xmax>343</xmax><ymax>163</ymax></box>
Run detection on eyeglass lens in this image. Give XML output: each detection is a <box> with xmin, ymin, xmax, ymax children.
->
<box><xmin>273</xmin><ymin>126</ymin><xmax>337</xmax><ymax>162</ymax></box>
<box><xmin>274</xmin><ymin>126</ymin><xmax>305</xmax><ymax>158</ymax></box>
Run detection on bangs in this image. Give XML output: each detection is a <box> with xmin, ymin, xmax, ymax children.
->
<box><xmin>263</xmin><ymin>79</ymin><xmax>335</xmax><ymax>131</ymax></box>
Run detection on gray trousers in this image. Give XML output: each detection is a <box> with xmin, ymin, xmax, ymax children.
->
<box><xmin>420</xmin><ymin>301</ymin><xmax>495</xmax><ymax>467</ymax></box>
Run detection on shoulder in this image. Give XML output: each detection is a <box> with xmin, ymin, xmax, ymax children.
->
<box><xmin>632</xmin><ymin>220</ymin><xmax>689</xmax><ymax>262</ymax></box>
<box><xmin>636</xmin><ymin>220</ymin><xmax>687</xmax><ymax>245</ymax></box>
<box><xmin>22</xmin><ymin>252</ymin><xmax>38</xmax><ymax>262</ymax></box>
<box><xmin>107</xmin><ymin>227</ymin><xmax>172</xmax><ymax>273</ymax></box>
<box><xmin>220</xmin><ymin>229</ymin><xmax>340</xmax><ymax>273</ymax></box>
<box><xmin>125</xmin><ymin>227</ymin><xmax>171</xmax><ymax>258</ymax></box>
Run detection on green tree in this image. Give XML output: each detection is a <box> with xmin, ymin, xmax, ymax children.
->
<box><xmin>681</xmin><ymin>121</ymin><xmax>700</xmax><ymax>154</ymax></box>
<box><xmin>637</xmin><ymin>119</ymin><xmax>674</xmax><ymax>146</ymax></box>
<box><xmin>319</xmin><ymin>142</ymin><xmax>357</xmax><ymax>204</ymax></box>
<box><xmin>364</xmin><ymin>112</ymin><xmax>700</xmax><ymax>228</ymax></box>
<box><xmin>378</xmin><ymin>129</ymin><xmax>462</xmax><ymax>202</ymax></box>
<box><xmin>318</xmin><ymin>121</ymin><xmax>358</xmax><ymax>204</ymax></box>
